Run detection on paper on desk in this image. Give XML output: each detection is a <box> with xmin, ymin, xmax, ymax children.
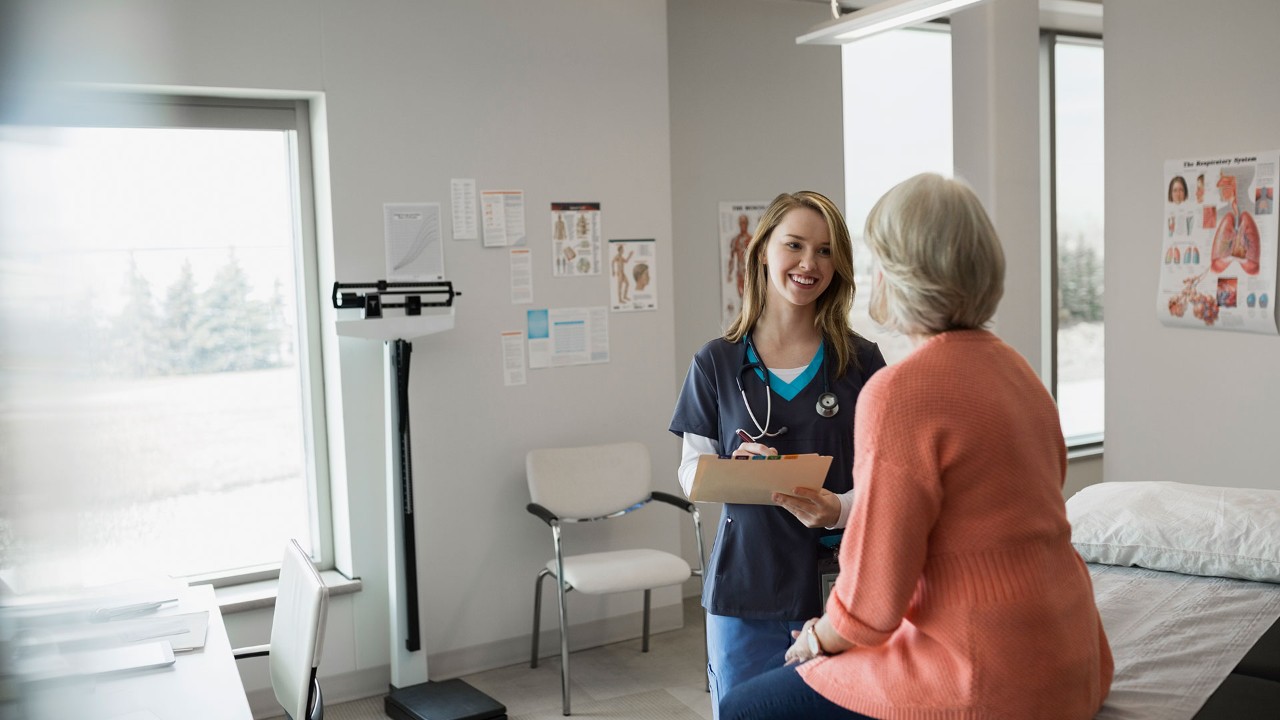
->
<box><xmin>689</xmin><ymin>454</ymin><xmax>832</xmax><ymax>505</ymax></box>
<box><xmin>17</xmin><ymin>640</ymin><xmax>176</xmax><ymax>682</ymax></box>
<box><xmin>25</xmin><ymin>611</ymin><xmax>209</xmax><ymax>652</ymax></box>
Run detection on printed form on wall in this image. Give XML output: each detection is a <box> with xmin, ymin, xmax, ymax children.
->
<box><xmin>509</xmin><ymin>248</ymin><xmax>533</xmax><ymax>305</ymax></box>
<box><xmin>526</xmin><ymin>306</ymin><xmax>609</xmax><ymax>368</ymax></box>
<box><xmin>550</xmin><ymin>202</ymin><xmax>602</xmax><ymax>277</ymax></box>
<box><xmin>608</xmin><ymin>238</ymin><xmax>657</xmax><ymax>312</ymax></box>
<box><xmin>481</xmin><ymin>189</ymin><xmax>526</xmax><ymax>247</ymax></box>
<box><xmin>1159</xmin><ymin>152</ymin><xmax>1279</xmax><ymax>334</ymax></box>
<box><xmin>719</xmin><ymin>201</ymin><xmax>769</xmax><ymax>330</ymax></box>
<box><xmin>501</xmin><ymin>331</ymin><xmax>526</xmax><ymax>386</ymax></box>
<box><xmin>450</xmin><ymin>178</ymin><xmax>478</xmax><ymax>240</ymax></box>
<box><xmin>384</xmin><ymin>202</ymin><xmax>444</xmax><ymax>281</ymax></box>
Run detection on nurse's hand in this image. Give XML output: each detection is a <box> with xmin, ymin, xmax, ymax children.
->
<box><xmin>772</xmin><ymin>486</ymin><xmax>840</xmax><ymax>528</ymax></box>
<box><xmin>731</xmin><ymin>442</ymin><xmax>777</xmax><ymax>458</ymax></box>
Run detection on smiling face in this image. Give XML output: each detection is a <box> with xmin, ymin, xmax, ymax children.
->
<box><xmin>763</xmin><ymin>206</ymin><xmax>833</xmax><ymax>309</ymax></box>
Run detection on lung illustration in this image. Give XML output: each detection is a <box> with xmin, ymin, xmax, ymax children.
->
<box><xmin>1209</xmin><ymin>173</ymin><xmax>1261</xmax><ymax>275</ymax></box>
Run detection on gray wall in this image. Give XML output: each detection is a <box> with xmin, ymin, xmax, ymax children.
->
<box><xmin>7</xmin><ymin>0</ymin><xmax>685</xmax><ymax>710</ymax></box>
<box><xmin>668</xmin><ymin>0</ymin><xmax>847</xmax><ymax>589</ymax></box>
<box><xmin>1103</xmin><ymin>0</ymin><xmax>1280</xmax><ymax>493</ymax></box>
<box><xmin>11</xmin><ymin>0</ymin><xmax>1265</xmax><ymax>713</ymax></box>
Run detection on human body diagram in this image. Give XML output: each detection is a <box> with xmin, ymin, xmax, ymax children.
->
<box><xmin>719</xmin><ymin>202</ymin><xmax>769</xmax><ymax>328</ymax></box>
<box><xmin>611</xmin><ymin>244</ymin><xmax>634</xmax><ymax>304</ymax></box>
<box><xmin>1159</xmin><ymin>154</ymin><xmax>1278</xmax><ymax>333</ymax></box>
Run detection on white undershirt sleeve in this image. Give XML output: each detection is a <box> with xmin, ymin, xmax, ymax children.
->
<box><xmin>678</xmin><ymin>433</ymin><xmax>720</xmax><ymax>498</ymax></box>
<box><xmin>829</xmin><ymin>488</ymin><xmax>856</xmax><ymax>529</ymax></box>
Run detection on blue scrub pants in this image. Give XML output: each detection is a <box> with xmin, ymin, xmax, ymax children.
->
<box><xmin>720</xmin><ymin>664</ymin><xmax>876</xmax><ymax>720</ymax></box>
<box><xmin>706</xmin><ymin>613</ymin><xmax>807</xmax><ymax>720</ymax></box>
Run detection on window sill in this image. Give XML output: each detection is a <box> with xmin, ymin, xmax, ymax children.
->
<box><xmin>1067</xmin><ymin>440</ymin><xmax>1103</xmax><ymax>461</ymax></box>
<box><xmin>212</xmin><ymin>570</ymin><xmax>361</xmax><ymax>615</ymax></box>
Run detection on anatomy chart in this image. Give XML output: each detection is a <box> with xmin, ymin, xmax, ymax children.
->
<box><xmin>719</xmin><ymin>201</ymin><xmax>769</xmax><ymax>329</ymax></box>
<box><xmin>608</xmin><ymin>238</ymin><xmax>657</xmax><ymax>312</ymax></box>
<box><xmin>384</xmin><ymin>202</ymin><xmax>444</xmax><ymax>281</ymax></box>
<box><xmin>1158</xmin><ymin>152</ymin><xmax>1279</xmax><ymax>334</ymax></box>
<box><xmin>551</xmin><ymin>202</ymin><xmax>602</xmax><ymax>277</ymax></box>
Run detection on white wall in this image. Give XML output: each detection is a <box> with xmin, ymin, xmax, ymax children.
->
<box><xmin>1103</xmin><ymin>0</ymin><xmax>1280</xmax><ymax>493</ymax></box>
<box><xmin>14</xmin><ymin>0</ymin><xmax>1258</xmax><ymax>712</ymax></box>
<box><xmin>6</xmin><ymin>0</ymin><xmax>682</xmax><ymax>710</ymax></box>
<box><xmin>668</xmin><ymin>0</ymin><xmax>848</xmax><ymax>576</ymax></box>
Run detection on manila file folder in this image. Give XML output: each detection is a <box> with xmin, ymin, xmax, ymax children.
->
<box><xmin>689</xmin><ymin>454</ymin><xmax>832</xmax><ymax>505</ymax></box>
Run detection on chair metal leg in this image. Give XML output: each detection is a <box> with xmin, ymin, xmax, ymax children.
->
<box><xmin>306</xmin><ymin>670</ymin><xmax>323</xmax><ymax>720</ymax></box>
<box><xmin>555</xmin><ymin>568</ymin><xmax>571</xmax><ymax>715</ymax></box>
<box><xmin>642</xmin><ymin>589</ymin><xmax>651</xmax><ymax>653</ymax></box>
<box><xmin>531</xmin><ymin>567</ymin><xmax>551</xmax><ymax>668</ymax></box>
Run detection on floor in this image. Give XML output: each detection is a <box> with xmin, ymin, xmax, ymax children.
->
<box><xmin>276</xmin><ymin>595</ymin><xmax>713</xmax><ymax>720</ymax></box>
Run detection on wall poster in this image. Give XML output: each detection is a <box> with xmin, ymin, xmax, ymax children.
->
<box><xmin>719</xmin><ymin>201</ymin><xmax>769</xmax><ymax>329</ymax></box>
<box><xmin>526</xmin><ymin>306</ymin><xmax>609</xmax><ymax>368</ymax></box>
<box><xmin>1159</xmin><ymin>151</ymin><xmax>1279</xmax><ymax>334</ymax></box>
<box><xmin>551</xmin><ymin>202</ymin><xmax>601</xmax><ymax>277</ymax></box>
<box><xmin>608</xmin><ymin>238</ymin><xmax>657</xmax><ymax>312</ymax></box>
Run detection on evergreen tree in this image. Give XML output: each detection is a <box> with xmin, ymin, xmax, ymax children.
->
<box><xmin>1059</xmin><ymin>234</ymin><xmax>1104</xmax><ymax>324</ymax></box>
<box><xmin>262</xmin><ymin>278</ymin><xmax>291</xmax><ymax>367</ymax></box>
<box><xmin>111</xmin><ymin>255</ymin><xmax>163</xmax><ymax>376</ymax></box>
<box><xmin>191</xmin><ymin>250</ymin><xmax>280</xmax><ymax>372</ymax></box>
<box><xmin>159</xmin><ymin>259</ymin><xmax>202</xmax><ymax>374</ymax></box>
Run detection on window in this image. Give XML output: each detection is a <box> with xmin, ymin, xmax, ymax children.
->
<box><xmin>1048</xmin><ymin>37</ymin><xmax>1105</xmax><ymax>445</ymax></box>
<box><xmin>842</xmin><ymin>27</ymin><xmax>953</xmax><ymax>365</ymax></box>
<box><xmin>841</xmin><ymin>27</ymin><xmax>1104</xmax><ymax>447</ymax></box>
<box><xmin>0</xmin><ymin>95</ymin><xmax>331</xmax><ymax>588</ymax></box>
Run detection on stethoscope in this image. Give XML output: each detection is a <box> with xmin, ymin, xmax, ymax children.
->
<box><xmin>736</xmin><ymin>335</ymin><xmax>839</xmax><ymax>441</ymax></box>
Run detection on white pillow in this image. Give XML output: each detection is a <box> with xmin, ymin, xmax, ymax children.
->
<box><xmin>1067</xmin><ymin>481</ymin><xmax>1280</xmax><ymax>584</ymax></box>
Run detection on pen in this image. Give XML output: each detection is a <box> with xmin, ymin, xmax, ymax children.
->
<box><xmin>736</xmin><ymin>429</ymin><xmax>753</xmax><ymax>444</ymax></box>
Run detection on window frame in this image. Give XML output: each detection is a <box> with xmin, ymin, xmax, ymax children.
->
<box><xmin>1041</xmin><ymin>31</ymin><xmax>1105</xmax><ymax>451</ymax></box>
<box><xmin>44</xmin><ymin>92</ymin><xmax>336</xmax><ymax>582</ymax></box>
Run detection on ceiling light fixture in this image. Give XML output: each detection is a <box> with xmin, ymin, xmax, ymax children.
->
<box><xmin>797</xmin><ymin>0</ymin><xmax>992</xmax><ymax>45</ymax></box>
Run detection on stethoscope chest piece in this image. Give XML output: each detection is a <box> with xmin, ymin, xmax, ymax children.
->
<box><xmin>815</xmin><ymin>391</ymin><xmax>839</xmax><ymax>418</ymax></box>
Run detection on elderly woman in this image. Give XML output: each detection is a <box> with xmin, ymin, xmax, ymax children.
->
<box><xmin>723</xmin><ymin>173</ymin><xmax>1113</xmax><ymax>720</ymax></box>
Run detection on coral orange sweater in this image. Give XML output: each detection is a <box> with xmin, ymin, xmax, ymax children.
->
<box><xmin>798</xmin><ymin>330</ymin><xmax>1112</xmax><ymax>720</ymax></box>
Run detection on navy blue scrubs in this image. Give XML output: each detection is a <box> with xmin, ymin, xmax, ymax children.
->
<box><xmin>669</xmin><ymin>333</ymin><xmax>886</xmax><ymax>620</ymax></box>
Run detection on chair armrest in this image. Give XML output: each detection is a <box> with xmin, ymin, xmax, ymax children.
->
<box><xmin>651</xmin><ymin>491</ymin><xmax>693</xmax><ymax>513</ymax></box>
<box><xmin>526</xmin><ymin>502</ymin><xmax>559</xmax><ymax>526</ymax></box>
<box><xmin>233</xmin><ymin>643</ymin><xmax>270</xmax><ymax>660</ymax></box>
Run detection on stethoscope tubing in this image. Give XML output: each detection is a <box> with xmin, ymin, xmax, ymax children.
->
<box><xmin>737</xmin><ymin>336</ymin><xmax>838</xmax><ymax>441</ymax></box>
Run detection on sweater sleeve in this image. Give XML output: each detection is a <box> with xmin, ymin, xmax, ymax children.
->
<box><xmin>824</xmin><ymin>370</ymin><xmax>943</xmax><ymax>647</ymax></box>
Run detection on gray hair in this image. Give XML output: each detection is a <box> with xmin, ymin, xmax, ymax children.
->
<box><xmin>864</xmin><ymin>173</ymin><xmax>1004</xmax><ymax>334</ymax></box>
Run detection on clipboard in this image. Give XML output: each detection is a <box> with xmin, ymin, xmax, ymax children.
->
<box><xmin>689</xmin><ymin>453</ymin><xmax>832</xmax><ymax>505</ymax></box>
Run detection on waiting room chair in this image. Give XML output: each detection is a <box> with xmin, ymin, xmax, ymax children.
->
<box><xmin>233</xmin><ymin>538</ymin><xmax>329</xmax><ymax>720</ymax></box>
<box><xmin>525</xmin><ymin>441</ymin><xmax>706</xmax><ymax>716</ymax></box>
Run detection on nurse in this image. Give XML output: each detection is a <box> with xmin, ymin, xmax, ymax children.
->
<box><xmin>669</xmin><ymin>191</ymin><xmax>885</xmax><ymax>717</ymax></box>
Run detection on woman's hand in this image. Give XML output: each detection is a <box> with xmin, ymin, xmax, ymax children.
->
<box><xmin>784</xmin><ymin>618</ymin><xmax>822</xmax><ymax>666</ymax></box>
<box><xmin>773</xmin><ymin>486</ymin><xmax>841</xmax><ymax>528</ymax></box>
<box><xmin>731</xmin><ymin>442</ymin><xmax>777</xmax><ymax>458</ymax></box>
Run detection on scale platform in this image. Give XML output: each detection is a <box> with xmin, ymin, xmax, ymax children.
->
<box><xmin>385</xmin><ymin>679</ymin><xmax>507</xmax><ymax>720</ymax></box>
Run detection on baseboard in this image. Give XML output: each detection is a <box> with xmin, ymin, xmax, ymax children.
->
<box><xmin>246</xmin><ymin>603</ymin><xmax>687</xmax><ymax>716</ymax></box>
<box><xmin>427</xmin><ymin>601</ymin><xmax>685</xmax><ymax>680</ymax></box>
<box><xmin>247</xmin><ymin>664</ymin><xmax>390</xmax><ymax>718</ymax></box>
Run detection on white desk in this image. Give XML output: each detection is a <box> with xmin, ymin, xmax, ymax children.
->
<box><xmin>15</xmin><ymin>584</ymin><xmax>253</xmax><ymax>720</ymax></box>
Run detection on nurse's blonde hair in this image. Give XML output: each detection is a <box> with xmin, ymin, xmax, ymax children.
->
<box><xmin>724</xmin><ymin>191</ymin><xmax>860</xmax><ymax>377</ymax></box>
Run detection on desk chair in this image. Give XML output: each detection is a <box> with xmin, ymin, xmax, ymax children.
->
<box><xmin>234</xmin><ymin>539</ymin><xmax>329</xmax><ymax>720</ymax></box>
<box><xmin>525</xmin><ymin>441</ymin><xmax>706</xmax><ymax>716</ymax></box>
